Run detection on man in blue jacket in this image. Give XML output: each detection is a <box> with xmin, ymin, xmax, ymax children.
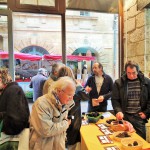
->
<box><xmin>29</xmin><ymin>68</ymin><xmax>47</xmax><ymax>101</ymax></box>
<box><xmin>84</xmin><ymin>62</ymin><xmax>113</xmax><ymax>112</ymax></box>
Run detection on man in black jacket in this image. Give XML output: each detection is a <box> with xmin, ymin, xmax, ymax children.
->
<box><xmin>111</xmin><ymin>60</ymin><xmax>150</xmax><ymax>139</ymax></box>
<box><xmin>0</xmin><ymin>69</ymin><xmax>30</xmax><ymax>135</ymax></box>
<box><xmin>84</xmin><ymin>62</ymin><xmax>113</xmax><ymax>112</ymax></box>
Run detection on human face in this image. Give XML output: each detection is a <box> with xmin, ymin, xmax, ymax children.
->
<box><xmin>58</xmin><ymin>85</ymin><xmax>75</xmax><ymax>105</ymax></box>
<box><xmin>92</xmin><ymin>63</ymin><xmax>102</xmax><ymax>76</ymax></box>
<box><xmin>126</xmin><ymin>66</ymin><xmax>138</xmax><ymax>80</ymax></box>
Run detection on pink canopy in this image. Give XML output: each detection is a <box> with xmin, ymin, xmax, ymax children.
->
<box><xmin>0</xmin><ymin>52</ymin><xmax>42</xmax><ymax>61</ymax></box>
<box><xmin>0</xmin><ymin>52</ymin><xmax>95</xmax><ymax>61</ymax></box>
<box><xmin>43</xmin><ymin>54</ymin><xmax>95</xmax><ymax>61</ymax></box>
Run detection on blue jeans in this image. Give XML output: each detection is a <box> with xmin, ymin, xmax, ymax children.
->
<box><xmin>124</xmin><ymin>113</ymin><xmax>146</xmax><ymax>139</ymax></box>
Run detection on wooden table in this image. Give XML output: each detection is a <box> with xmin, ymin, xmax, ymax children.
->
<box><xmin>80</xmin><ymin>112</ymin><xmax>150</xmax><ymax>150</ymax></box>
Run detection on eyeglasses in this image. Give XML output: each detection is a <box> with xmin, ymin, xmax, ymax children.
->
<box><xmin>62</xmin><ymin>90</ymin><xmax>75</xmax><ymax>98</ymax></box>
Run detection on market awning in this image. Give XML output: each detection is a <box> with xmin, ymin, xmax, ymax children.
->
<box><xmin>0</xmin><ymin>52</ymin><xmax>95</xmax><ymax>61</ymax></box>
<box><xmin>72</xmin><ymin>47</ymin><xmax>96</xmax><ymax>55</ymax></box>
<box><xmin>43</xmin><ymin>54</ymin><xmax>95</xmax><ymax>61</ymax></box>
<box><xmin>0</xmin><ymin>52</ymin><xmax>42</xmax><ymax>61</ymax></box>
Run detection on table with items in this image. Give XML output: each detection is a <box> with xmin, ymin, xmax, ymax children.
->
<box><xmin>80</xmin><ymin>112</ymin><xmax>150</xmax><ymax>150</ymax></box>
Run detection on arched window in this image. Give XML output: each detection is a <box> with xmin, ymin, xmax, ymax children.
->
<box><xmin>21</xmin><ymin>45</ymin><xmax>49</xmax><ymax>56</ymax></box>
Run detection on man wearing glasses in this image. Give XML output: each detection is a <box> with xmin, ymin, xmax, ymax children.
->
<box><xmin>111</xmin><ymin>60</ymin><xmax>150</xmax><ymax>139</ymax></box>
<box><xmin>29</xmin><ymin>76</ymin><xmax>76</xmax><ymax>150</ymax></box>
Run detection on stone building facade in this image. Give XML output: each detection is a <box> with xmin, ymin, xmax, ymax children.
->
<box><xmin>0</xmin><ymin>11</ymin><xmax>119</xmax><ymax>79</ymax></box>
<box><xmin>124</xmin><ymin>0</ymin><xmax>150</xmax><ymax>77</ymax></box>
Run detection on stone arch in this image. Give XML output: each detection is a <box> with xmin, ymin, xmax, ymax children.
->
<box><xmin>71</xmin><ymin>46</ymin><xmax>99</xmax><ymax>76</ymax></box>
<box><xmin>21</xmin><ymin>45</ymin><xmax>49</xmax><ymax>56</ymax></box>
<box><xmin>72</xmin><ymin>46</ymin><xmax>98</xmax><ymax>57</ymax></box>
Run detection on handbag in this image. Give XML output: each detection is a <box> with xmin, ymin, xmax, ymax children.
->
<box><xmin>0</xmin><ymin>120</ymin><xmax>29</xmax><ymax>150</ymax></box>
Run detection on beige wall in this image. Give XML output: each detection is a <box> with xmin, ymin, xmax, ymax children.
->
<box><xmin>0</xmin><ymin>11</ymin><xmax>119</xmax><ymax>79</ymax></box>
<box><xmin>123</xmin><ymin>0</ymin><xmax>150</xmax><ymax>77</ymax></box>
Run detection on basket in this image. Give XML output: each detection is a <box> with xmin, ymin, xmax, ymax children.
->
<box><xmin>113</xmin><ymin>131</ymin><xmax>132</xmax><ymax>142</ymax></box>
<box><xmin>86</xmin><ymin>113</ymin><xmax>102</xmax><ymax>123</ymax></box>
<box><xmin>111</xmin><ymin>121</ymin><xmax>127</xmax><ymax>131</ymax></box>
<box><xmin>121</xmin><ymin>138</ymin><xmax>143</xmax><ymax>150</ymax></box>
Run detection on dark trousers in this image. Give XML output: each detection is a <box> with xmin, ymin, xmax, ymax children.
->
<box><xmin>124</xmin><ymin>113</ymin><xmax>146</xmax><ymax>139</ymax></box>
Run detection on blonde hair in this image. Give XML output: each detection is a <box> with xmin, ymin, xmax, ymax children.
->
<box><xmin>57</xmin><ymin>66</ymin><xmax>77</xmax><ymax>84</ymax></box>
<box><xmin>0</xmin><ymin>68</ymin><xmax>12</xmax><ymax>85</ymax></box>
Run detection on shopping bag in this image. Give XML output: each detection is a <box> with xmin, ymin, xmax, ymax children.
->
<box><xmin>0</xmin><ymin>121</ymin><xmax>29</xmax><ymax>150</ymax></box>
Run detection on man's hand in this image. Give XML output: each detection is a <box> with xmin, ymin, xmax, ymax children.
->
<box><xmin>116</xmin><ymin>112</ymin><xmax>124</xmax><ymax>120</ymax></box>
<box><xmin>138</xmin><ymin>112</ymin><xmax>146</xmax><ymax>119</ymax></box>
<box><xmin>85</xmin><ymin>86</ymin><xmax>92</xmax><ymax>93</ymax></box>
<box><xmin>97</xmin><ymin>96</ymin><xmax>104</xmax><ymax>103</ymax></box>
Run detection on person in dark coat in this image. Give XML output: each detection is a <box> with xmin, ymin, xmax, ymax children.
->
<box><xmin>111</xmin><ymin>60</ymin><xmax>150</xmax><ymax>139</ymax></box>
<box><xmin>84</xmin><ymin>62</ymin><xmax>113</xmax><ymax>112</ymax></box>
<box><xmin>0</xmin><ymin>69</ymin><xmax>30</xmax><ymax>135</ymax></box>
<box><xmin>57</xmin><ymin>66</ymin><xmax>89</xmax><ymax>150</ymax></box>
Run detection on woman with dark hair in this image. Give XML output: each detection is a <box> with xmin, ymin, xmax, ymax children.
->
<box><xmin>57</xmin><ymin>66</ymin><xmax>89</xmax><ymax>150</ymax></box>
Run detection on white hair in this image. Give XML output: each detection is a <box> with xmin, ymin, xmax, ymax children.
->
<box><xmin>49</xmin><ymin>76</ymin><xmax>76</xmax><ymax>94</ymax></box>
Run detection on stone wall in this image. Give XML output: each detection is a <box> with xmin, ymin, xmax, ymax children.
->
<box><xmin>123</xmin><ymin>0</ymin><xmax>150</xmax><ymax>77</ymax></box>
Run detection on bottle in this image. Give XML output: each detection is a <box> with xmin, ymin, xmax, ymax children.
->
<box><xmin>146</xmin><ymin>119</ymin><xmax>150</xmax><ymax>143</ymax></box>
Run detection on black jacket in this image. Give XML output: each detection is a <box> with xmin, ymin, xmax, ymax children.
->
<box><xmin>111</xmin><ymin>72</ymin><xmax>150</xmax><ymax>119</ymax></box>
<box><xmin>84</xmin><ymin>73</ymin><xmax>113</xmax><ymax>107</ymax></box>
<box><xmin>0</xmin><ymin>82</ymin><xmax>30</xmax><ymax>135</ymax></box>
<box><xmin>67</xmin><ymin>85</ymin><xmax>89</xmax><ymax>145</ymax></box>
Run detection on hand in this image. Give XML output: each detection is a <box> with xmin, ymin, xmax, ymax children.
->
<box><xmin>97</xmin><ymin>96</ymin><xmax>104</xmax><ymax>103</ymax></box>
<box><xmin>138</xmin><ymin>112</ymin><xmax>146</xmax><ymax>119</ymax></box>
<box><xmin>64</xmin><ymin>116</ymin><xmax>71</xmax><ymax>126</ymax></box>
<box><xmin>67</xmin><ymin>119</ymin><xmax>71</xmax><ymax>126</ymax></box>
<box><xmin>85</xmin><ymin>86</ymin><xmax>92</xmax><ymax>93</ymax></box>
<box><xmin>116</xmin><ymin>112</ymin><xmax>124</xmax><ymax>120</ymax></box>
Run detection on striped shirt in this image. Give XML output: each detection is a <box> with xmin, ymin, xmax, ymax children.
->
<box><xmin>126</xmin><ymin>79</ymin><xmax>141</xmax><ymax>114</ymax></box>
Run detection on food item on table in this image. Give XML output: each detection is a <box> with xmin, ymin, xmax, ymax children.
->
<box><xmin>133</xmin><ymin>141</ymin><xmax>138</xmax><ymax>146</ymax></box>
<box><xmin>127</xmin><ymin>141</ymin><xmax>139</xmax><ymax>146</ymax></box>
<box><xmin>121</xmin><ymin>138</ymin><xmax>143</xmax><ymax>150</ymax></box>
<box><xmin>100</xmin><ymin>115</ymin><xmax>104</xmax><ymax>119</ymax></box>
<box><xmin>118</xmin><ymin>120</ymin><xmax>123</xmax><ymax>124</ymax></box>
<box><xmin>106</xmin><ymin>119</ymin><xmax>116</xmax><ymax>124</ymax></box>
<box><xmin>116</xmin><ymin>131</ymin><xmax>131</xmax><ymax>138</ymax></box>
<box><xmin>113</xmin><ymin>131</ymin><xmax>132</xmax><ymax>142</ymax></box>
<box><xmin>87</xmin><ymin>112</ymin><xmax>99</xmax><ymax>117</ymax></box>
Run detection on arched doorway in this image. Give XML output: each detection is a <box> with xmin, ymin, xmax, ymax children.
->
<box><xmin>70</xmin><ymin>46</ymin><xmax>97</xmax><ymax>81</ymax></box>
<box><xmin>72</xmin><ymin>46</ymin><xmax>96</xmax><ymax>56</ymax></box>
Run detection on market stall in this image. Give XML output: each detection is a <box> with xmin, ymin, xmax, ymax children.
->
<box><xmin>81</xmin><ymin>112</ymin><xmax>150</xmax><ymax>150</ymax></box>
<box><xmin>0</xmin><ymin>51</ymin><xmax>42</xmax><ymax>61</ymax></box>
<box><xmin>43</xmin><ymin>54</ymin><xmax>95</xmax><ymax>61</ymax></box>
